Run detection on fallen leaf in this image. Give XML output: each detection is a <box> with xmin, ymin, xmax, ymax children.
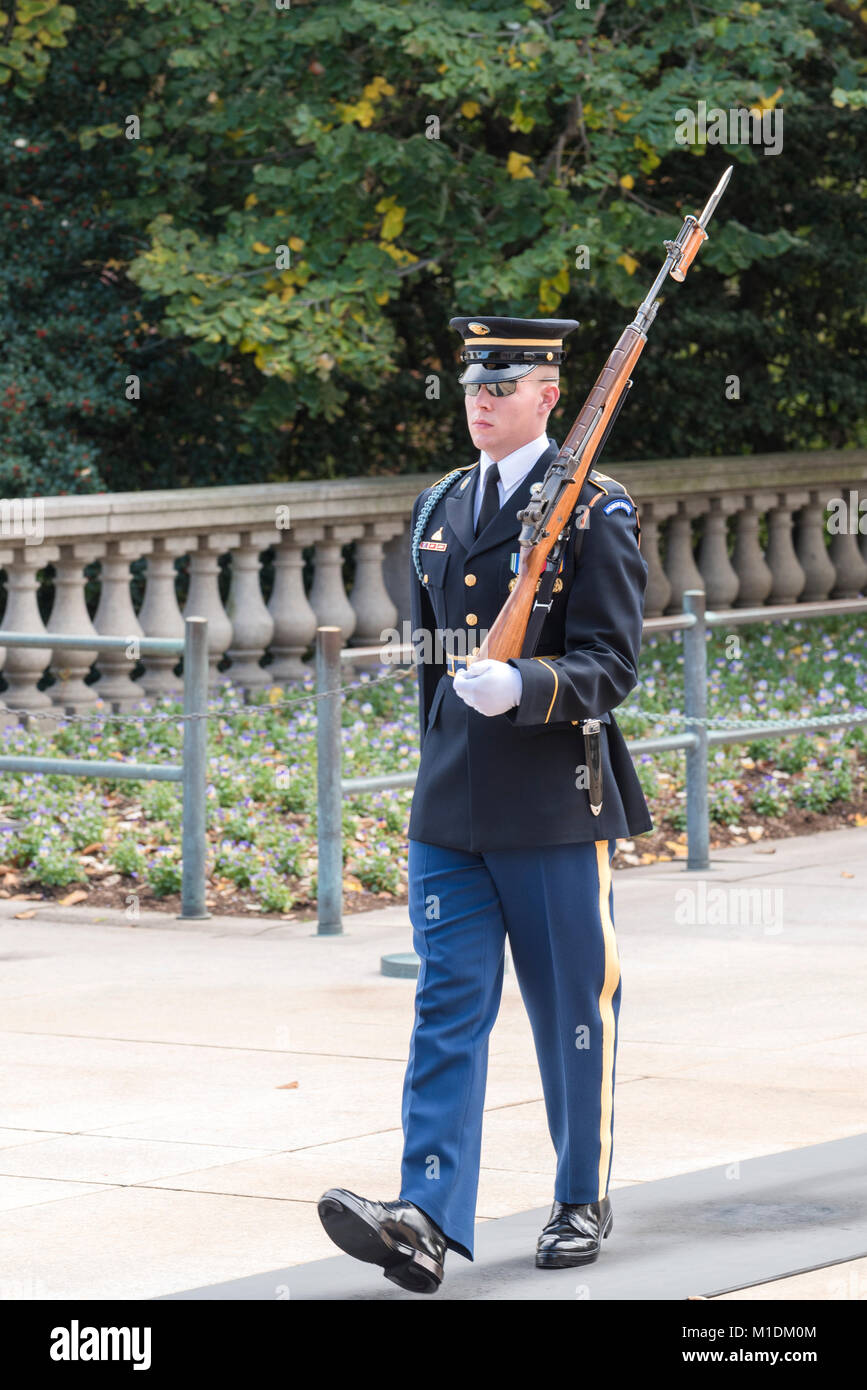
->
<box><xmin>59</xmin><ymin>889</ymin><xmax>89</xmax><ymax>906</ymax></box>
<box><xmin>13</xmin><ymin>910</ymin><xmax>37</xmax><ymax>919</ymax></box>
<box><xmin>276</xmin><ymin>1081</ymin><xmax>299</xmax><ymax>1090</ymax></box>
<box><xmin>754</xmin><ymin>847</ymin><xmax>776</xmax><ymax>855</ymax></box>
<box><xmin>746</xmin><ymin>826</ymin><xmax>764</xmax><ymax>841</ymax></box>
<box><xmin>664</xmin><ymin>840</ymin><xmax>687</xmax><ymax>856</ymax></box>
<box><xmin>853</xmin><ymin>814</ymin><xmax>867</xmax><ymax>828</ymax></box>
<box><xmin>841</xmin><ymin>871</ymin><xmax>855</xmax><ymax>879</ymax></box>
<box><xmin>343</xmin><ymin>876</ymin><xmax>363</xmax><ymax>892</ymax></box>
<box><xmin>79</xmin><ymin>841</ymin><xmax>103</xmax><ymax>855</ymax></box>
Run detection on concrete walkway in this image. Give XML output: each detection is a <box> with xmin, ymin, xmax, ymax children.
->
<box><xmin>0</xmin><ymin>825</ymin><xmax>864</xmax><ymax>1301</ymax></box>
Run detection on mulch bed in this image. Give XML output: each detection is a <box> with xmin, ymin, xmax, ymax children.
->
<box><xmin>6</xmin><ymin>798</ymin><xmax>866</xmax><ymax>926</ymax></box>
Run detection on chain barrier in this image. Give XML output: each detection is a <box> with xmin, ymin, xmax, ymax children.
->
<box><xmin>0</xmin><ymin>663</ymin><xmax>411</xmax><ymax>730</ymax></box>
<box><xmin>0</xmin><ymin>659</ymin><xmax>863</xmax><ymax>738</ymax></box>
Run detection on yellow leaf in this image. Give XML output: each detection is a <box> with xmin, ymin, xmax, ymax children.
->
<box><xmin>619</xmin><ymin>174</ymin><xmax>635</xmax><ymax>190</ymax></box>
<box><xmin>363</xmin><ymin>75</ymin><xmax>395</xmax><ymax>100</ymax></box>
<box><xmin>617</xmin><ymin>252</ymin><xmax>639</xmax><ymax>275</ymax></box>
<box><xmin>752</xmin><ymin>85</ymin><xmax>784</xmax><ymax>112</ymax></box>
<box><xmin>244</xmin><ymin>193</ymin><xmax>258</xmax><ymax>209</ymax></box>
<box><xmin>189</xmin><ymin>294</ymin><xmax>202</xmax><ymax>306</ymax></box>
<box><xmin>343</xmin><ymin>875</ymin><xmax>364</xmax><ymax>892</ymax></box>
<box><xmin>337</xmin><ymin>98</ymin><xmax>376</xmax><ymax>127</ymax></box>
<box><xmin>379</xmin><ymin>201</ymin><xmax>406</xmax><ymax>240</ymax></box>
<box><xmin>506</xmin><ymin>150</ymin><xmax>534</xmax><ymax>179</ymax></box>
<box><xmin>252</xmin><ymin>240</ymin><xmax>271</xmax><ymax>255</ymax></box>
<box><xmin>854</xmin><ymin>813</ymin><xmax>867</xmax><ymax>828</ymax></box>
<box><xmin>279</xmin><ymin>286</ymin><xmax>295</xmax><ymax>302</ymax></box>
<box><xmin>461</xmin><ymin>101</ymin><xmax>480</xmax><ymax>119</ymax></box>
<box><xmin>375</xmin><ymin>289</ymin><xmax>389</xmax><ymax>304</ymax></box>
<box><xmin>288</xmin><ymin>235</ymin><xmax>304</xmax><ymax>251</ymax></box>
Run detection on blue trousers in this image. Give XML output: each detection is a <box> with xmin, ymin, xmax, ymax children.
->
<box><xmin>399</xmin><ymin>837</ymin><xmax>621</xmax><ymax>1263</ymax></box>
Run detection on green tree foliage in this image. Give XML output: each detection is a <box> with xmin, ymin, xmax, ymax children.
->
<box><xmin>1</xmin><ymin>0</ymin><xmax>865</xmax><ymax>493</ymax></box>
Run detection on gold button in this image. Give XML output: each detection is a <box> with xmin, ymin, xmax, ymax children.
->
<box><xmin>571</xmin><ymin>720</ymin><xmax>579</xmax><ymax>725</ymax></box>
<box><xmin>423</xmin><ymin>573</ymin><xmax>429</xmax><ymax>583</ymax></box>
<box><xmin>464</xmin><ymin>574</ymin><xmax>477</xmax><ymax>586</ymax></box>
<box><xmin>466</xmin><ymin>613</ymin><xmax>478</xmax><ymax>626</ymax></box>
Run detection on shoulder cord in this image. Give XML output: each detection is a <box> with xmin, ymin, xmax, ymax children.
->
<box><xmin>411</xmin><ymin>468</ymin><xmax>465</xmax><ymax>581</ymax></box>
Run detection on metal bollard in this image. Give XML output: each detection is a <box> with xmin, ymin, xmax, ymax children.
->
<box><xmin>316</xmin><ymin>626</ymin><xmax>343</xmax><ymax>934</ymax></box>
<box><xmin>683</xmin><ymin>589</ymin><xmax>710</xmax><ymax>870</ymax></box>
<box><xmin>179</xmin><ymin>615</ymin><xmax>210</xmax><ymax>919</ymax></box>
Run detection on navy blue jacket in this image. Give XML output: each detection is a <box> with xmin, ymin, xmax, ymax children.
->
<box><xmin>406</xmin><ymin>438</ymin><xmax>653</xmax><ymax>852</ymax></box>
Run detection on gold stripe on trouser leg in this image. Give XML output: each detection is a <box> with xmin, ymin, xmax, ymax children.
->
<box><xmin>595</xmin><ymin>840</ymin><xmax>620</xmax><ymax>1198</ymax></box>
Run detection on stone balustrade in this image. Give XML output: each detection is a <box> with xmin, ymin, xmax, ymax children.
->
<box><xmin>0</xmin><ymin>448</ymin><xmax>864</xmax><ymax>714</ymax></box>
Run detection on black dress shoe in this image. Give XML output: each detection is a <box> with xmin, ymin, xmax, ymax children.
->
<box><xmin>317</xmin><ymin>1188</ymin><xmax>446</xmax><ymax>1294</ymax></box>
<box><xmin>535</xmin><ymin>1196</ymin><xmax>613</xmax><ymax>1268</ymax></box>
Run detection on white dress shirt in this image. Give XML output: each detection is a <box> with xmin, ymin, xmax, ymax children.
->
<box><xmin>473</xmin><ymin>433</ymin><xmax>551</xmax><ymax>530</ymax></box>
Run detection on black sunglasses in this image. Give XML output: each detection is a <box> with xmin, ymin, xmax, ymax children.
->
<box><xmin>463</xmin><ymin>377</ymin><xmax>558</xmax><ymax>397</ymax></box>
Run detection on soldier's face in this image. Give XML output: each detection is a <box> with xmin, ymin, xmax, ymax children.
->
<box><xmin>465</xmin><ymin>370</ymin><xmax>560</xmax><ymax>461</ymax></box>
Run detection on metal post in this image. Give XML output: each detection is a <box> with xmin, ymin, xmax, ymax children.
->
<box><xmin>683</xmin><ymin>589</ymin><xmax>709</xmax><ymax>870</ymax></box>
<box><xmin>179</xmin><ymin>615</ymin><xmax>210</xmax><ymax>919</ymax></box>
<box><xmin>316</xmin><ymin>626</ymin><xmax>343</xmax><ymax>934</ymax></box>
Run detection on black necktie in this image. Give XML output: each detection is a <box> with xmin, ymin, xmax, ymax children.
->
<box><xmin>475</xmin><ymin>463</ymin><xmax>501</xmax><ymax>536</ymax></box>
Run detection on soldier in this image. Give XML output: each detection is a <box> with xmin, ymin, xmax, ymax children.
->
<box><xmin>318</xmin><ymin>315</ymin><xmax>652</xmax><ymax>1294</ymax></box>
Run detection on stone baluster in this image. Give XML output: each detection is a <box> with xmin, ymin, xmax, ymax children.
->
<box><xmin>731</xmin><ymin>494</ymin><xmax>773</xmax><ymax>607</ymax></box>
<box><xmin>309</xmin><ymin>524</ymin><xmax>363</xmax><ymax>642</ymax></box>
<box><xmin>636</xmin><ymin>501</ymin><xmax>674</xmax><ymax>619</ymax></box>
<box><xmin>697</xmin><ymin>497</ymin><xmax>739</xmax><ymax>608</ymax></box>
<box><xmin>91</xmin><ymin>538</ymin><xmax>153</xmax><ymax>710</ymax></box>
<box><xmin>138</xmin><ymin>535</ymin><xmax>196</xmax><ymax>698</ymax></box>
<box><xmin>828</xmin><ymin>484</ymin><xmax>867</xmax><ymax>598</ymax></box>
<box><xmin>225</xmin><ymin>529</ymin><xmax>278</xmax><ymax>693</ymax></box>
<box><xmin>0</xmin><ymin>543</ymin><xmax>13</xmax><ymax>729</ymax></box>
<box><xmin>349</xmin><ymin>520</ymin><xmax>405</xmax><ymax>645</ymax></box>
<box><xmin>765</xmin><ymin>492</ymin><xmax>807</xmax><ymax>605</ymax></box>
<box><xmin>2</xmin><ymin>542</ymin><xmax>61</xmax><ymax>716</ymax></box>
<box><xmin>664</xmin><ymin>500</ymin><xmax>706</xmax><ymax>613</ymax></box>
<box><xmin>184</xmin><ymin>533</ymin><xmax>238</xmax><ymax>688</ymax></box>
<box><xmin>267</xmin><ymin>525</ymin><xmax>323</xmax><ymax>682</ymax></box>
<box><xmin>382</xmin><ymin>520</ymin><xmax>412</xmax><ymax>631</ymax></box>
<box><xmin>794</xmin><ymin>490</ymin><xmax>837</xmax><ymax>603</ymax></box>
<box><xmin>47</xmin><ymin>542</ymin><xmax>105</xmax><ymax>711</ymax></box>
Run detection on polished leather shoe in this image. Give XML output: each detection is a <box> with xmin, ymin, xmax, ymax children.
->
<box><xmin>536</xmin><ymin>1195</ymin><xmax>613</xmax><ymax>1268</ymax></box>
<box><xmin>317</xmin><ymin>1188</ymin><xmax>446</xmax><ymax>1294</ymax></box>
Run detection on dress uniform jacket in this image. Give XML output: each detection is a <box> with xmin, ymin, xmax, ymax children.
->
<box><xmin>407</xmin><ymin>438</ymin><xmax>653</xmax><ymax>852</ymax></box>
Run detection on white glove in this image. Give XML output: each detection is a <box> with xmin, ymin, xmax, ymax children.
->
<box><xmin>453</xmin><ymin>658</ymin><xmax>523</xmax><ymax>717</ymax></box>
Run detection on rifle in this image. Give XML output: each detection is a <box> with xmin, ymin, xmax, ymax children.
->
<box><xmin>473</xmin><ymin>164</ymin><xmax>733</xmax><ymax>665</ymax></box>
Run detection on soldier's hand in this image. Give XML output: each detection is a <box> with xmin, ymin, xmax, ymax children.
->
<box><xmin>453</xmin><ymin>658</ymin><xmax>522</xmax><ymax>716</ymax></box>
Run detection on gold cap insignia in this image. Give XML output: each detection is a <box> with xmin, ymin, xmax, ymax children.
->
<box><xmin>468</xmin><ymin>322</ymin><xmax>491</xmax><ymax>335</ymax></box>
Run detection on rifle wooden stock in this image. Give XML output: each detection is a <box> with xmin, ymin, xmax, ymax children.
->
<box><xmin>475</xmin><ymin>323</ymin><xmax>647</xmax><ymax>664</ymax></box>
